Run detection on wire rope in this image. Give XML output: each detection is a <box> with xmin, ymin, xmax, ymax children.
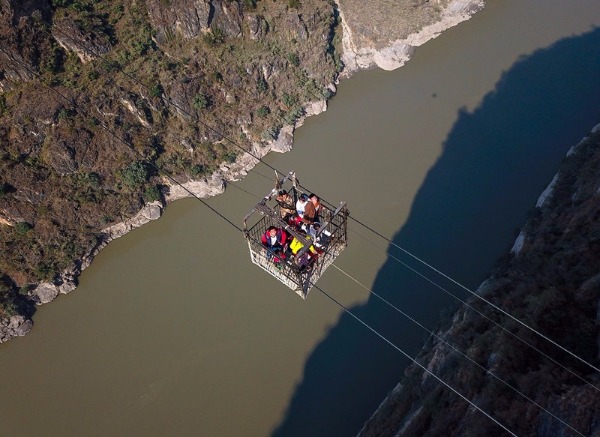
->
<box><xmin>331</xmin><ymin>263</ymin><xmax>586</xmax><ymax>437</ymax></box>
<box><xmin>313</xmin><ymin>284</ymin><xmax>518</xmax><ymax>437</ymax></box>
<box><xmin>348</xmin><ymin>225</ymin><xmax>600</xmax><ymax>393</ymax></box>
<box><xmin>0</xmin><ymin>34</ymin><xmax>580</xmax><ymax>437</ymax></box>
<box><xmin>349</xmin><ymin>216</ymin><xmax>600</xmax><ymax>375</ymax></box>
<box><xmin>11</xmin><ymin>0</ymin><xmax>597</xmax><ymax>378</ymax></box>
<box><xmin>5</xmin><ymin>3</ymin><xmax>599</xmax><ymax>425</ymax></box>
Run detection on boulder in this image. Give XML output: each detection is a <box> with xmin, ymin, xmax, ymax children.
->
<box><xmin>212</xmin><ymin>0</ymin><xmax>243</xmax><ymax>38</ymax></box>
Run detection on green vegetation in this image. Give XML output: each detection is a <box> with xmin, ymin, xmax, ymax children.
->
<box><xmin>242</xmin><ymin>0</ymin><xmax>258</xmax><ymax>10</ymax></box>
<box><xmin>282</xmin><ymin>92</ymin><xmax>298</xmax><ymax>107</ymax></box>
<box><xmin>256</xmin><ymin>105</ymin><xmax>270</xmax><ymax>117</ymax></box>
<box><xmin>0</xmin><ymin>275</ymin><xmax>33</xmax><ymax>318</ymax></box>
<box><xmin>257</xmin><ymin>76</ymin><xmax>268</xmax><ymax>94</ymax></box>
<box><xmin>0</xmin><ymin>95</ymin><xmax>7</xmax><ymax>116</ymax></box>
<box><xmin>118</xmin><ymin>161</ymin><xmax>150</xmax><ymax>189</ymax></box>
<box><xmin>203</xmin><ymin>27</ymin><xmax>226</xmax><ymax>46</ymax></box>
<box><xmin>287</xmin><ymin>52</ymin><xmax>300</xmax><ymax>67</ymax></box>
<box><xmin>15</xmin><ymin>222</ymin><xmax>33</xmax><ymax>235</ymax></box>
<box><xmin>143</xmin><ymin>185</ymin><xmax>162</xmax><ymax>203</ymax></box>
<box><xmin>193</xmin><ymin>93</ymin><xmax>210</xmax><ymax>110</ymax></box>
<box><xmin>284</xmin><ymin>106</ymin><xmax>304</xmax><ymax>125</ymax></box>
<box><xmin>149</xmin><ymin>83</ymin><xmax>163</xmax><ymax>98</ymax></box>
<box><xmin>0</xmin><ymin>182</ymin><xmax>10</xmax><ymax>197</ymax></box>
<box><xmin>190</xmin><ymin>164</ymin><xmax>205</xmax><ymax>178</ymax></box>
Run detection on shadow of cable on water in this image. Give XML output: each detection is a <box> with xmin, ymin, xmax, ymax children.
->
<box><xmin>271</xmin><ymin>27</ymin><xmax>600</xmax><ymax>437</ymax></box>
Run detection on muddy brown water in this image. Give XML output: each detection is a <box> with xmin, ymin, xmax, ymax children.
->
<box><xmin>2</xmin><ymin>1</ymin><xmax>600</xmax><ymax>435</ymax></box>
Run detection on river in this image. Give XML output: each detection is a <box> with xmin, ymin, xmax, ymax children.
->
<box><xmin>2</xmin><ymin>1</ymin><xmax>600</xmax><ymax>435</ymax></box>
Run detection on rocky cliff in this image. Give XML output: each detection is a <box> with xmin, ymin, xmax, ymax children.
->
<box><xmin>0</xmin><ymin>0</ymin><xmax>485</xmax><ymax>342</ymax></box>
<box><xmin>336</xmin><ymin>0</ymin><xmax>484</xmax><ymax>73</ymax></box>
<box><xmin>0</xmin><ymin>0</ymin><xmax>342</xmax><ymax>340</ymax></box>
<box><xmin>359</xmin><ymin>127</ymin><xmax>600</xmax><ymax>436</ymax></box>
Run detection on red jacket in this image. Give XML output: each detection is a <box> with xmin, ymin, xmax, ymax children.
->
<box><xmin>261</xmin><ymin>228</ymin><xmax>287</xmax><ymax>249</ymax></box>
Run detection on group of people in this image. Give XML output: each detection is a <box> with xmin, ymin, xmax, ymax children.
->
<box><xmin>275</xmin><ymin>190</ymin><xmax>322</xmax><ymax>229</ymax></box>
<box><xmin>260</xmin><ymin>190</ymin><xmax>325</xmax><ymax>271</ymax></box>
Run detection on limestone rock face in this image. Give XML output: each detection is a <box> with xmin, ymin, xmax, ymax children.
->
<box><xmin>30</xmin><ymin>282</ymin><xmax>60</xmax><ymax>304</ymax></box>
<box><xmin>212</xmin><ymin>0</ymin><xmax>243</xmax><ymax>38</ymax></box>
<box><xmin>335</xmin><ymin>0</ymin><xmax>485</xmax><ymax>73</ymax></box>
<box><xmin>0</xmin><ymin>0</ymin><xmax>52</xmax><ymax>88</ymax></box>
<box><xmin>146</xmin><ymin>0</ymin><xmax>212</xmax><ymax>41</ymax></box>
<box><xmin>51</xmin><ymin>17</ymin><xmax>112</xmax><ymax>63</ymax></box>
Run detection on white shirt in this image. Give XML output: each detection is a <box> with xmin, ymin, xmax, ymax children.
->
<box><xmin>296</xmin><ymin>199</ymin><xmax>307</xmax><ymax>217</ymax></box>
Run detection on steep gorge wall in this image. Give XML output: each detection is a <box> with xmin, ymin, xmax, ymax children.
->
<box><xmin>360</xmin><ymin>126</ymin><xmax>600</xmax><ymax>436</ymax></box>
<box><xmin>335</xmin><ymin>0</ymin><xmax>484</xmax><ymax>73</ymax></box>
<box><xmin>0</xmin><ymin>0</ymin><xmax>340</xmax><ymax>341</ymax></box>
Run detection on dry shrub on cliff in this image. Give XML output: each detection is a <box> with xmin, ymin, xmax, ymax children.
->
<box><xmin>0</xmin><ymin>0</ymin><xmax>343</xmax><ymax>308</ymax></box>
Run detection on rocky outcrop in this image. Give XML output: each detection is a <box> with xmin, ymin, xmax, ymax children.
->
<box><xmin>146</xmin><ymin>0</ymin><xmax>212</xmax><ymax>42</ymax></box>
<box><xmin>146</xmin><ymin>0</ymin><xmax>244</xmax><ymax>43</ymax></box>
<box><xmin>335</xmin><ymin>0</ymin><xmax>485</xmax><ymax>74</ymax></box>
<box><xmin>247</xmin><ymin>13</ymin><xmax>268</xmax><ymax>40</ymax></box>
<box><xmin>0</xmin><ymin>0</ymin><xmax>52</xmax><ymax>89</ymax></box>
<box><xmin>211</xmin><ymin>0</ymin><xmax>243</xmax><ymax>38</ymax></box>
<box><xmin>360</xmin><ymin>126</ymin><xmax>600</xmax><ymax>436</ymax></box>
<box><xmin>51</xmin><ymin>17</ymin><xmax>112</xmax><ymax>63</ymax></box>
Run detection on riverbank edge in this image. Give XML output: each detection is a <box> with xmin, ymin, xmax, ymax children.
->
<box><xmin>0</xmin><ymin>0</ymin><xmax>487</xmax><ymax>343</ymax></box>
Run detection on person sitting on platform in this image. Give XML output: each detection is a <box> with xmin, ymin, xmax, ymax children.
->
<box><xmin>302</xmin><ymin>193</ymin><xmax>322</xmax><ymax>226</ymax></box>
<box><xmin>276</xmin><ymin>190</ymin><xmax>296</xmax><ymax>223</ymax></box>
<box><xmin>294</xmin><ymin>193</ymin><xmax>309</xmax><ymax>225</ymax></box>
<box><xmin>289</xmin><ymin>233</ymin><xmax>318</xmax><ymax>271</ymax></box>
<box><xmin>261</xmin><ymin>226</ymin><xmax>288</xmax><ymax>264</ymax></box>
<box><xmin>309</xmin><ymin>222</ymin><xmax>331</xmax><ymax>251</ymax></box>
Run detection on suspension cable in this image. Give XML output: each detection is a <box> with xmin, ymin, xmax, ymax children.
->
<box><xmin>314</xmin><ymin>284</ymin><xmax>518</xmax><ymax>437</ymax></box>
<box><xmin>348</xmin><ymin>225</ymin><xmax>600</xmax><ymax>393</ymax></box>
<box><xmin>1</xmin><ymin>48</ymin><xmax>521</xmax><ymax>435</ymax></box>
<box><xmin>349</xmin><ymin>216</ymin><xmax>600</xmax><ymax>375</ymax></box>
<box><xmin>331</xmin><ymin>264</ymin><xmax>586</xmax><ymax>436</ymax></box>
<box><xmin>0</xmin><ymin>21</ymin><xmax>592</xmax><ymax>435</ymax></box>
<box><xmin>229</xmin><ymin>174</ymin><xmax>600</xmax><ymax>397</ymax></box>
<box><xmin>11</xmin><ymin>5</ymin><xmax>597</xmax><ymax>378</ymax></box>
<box><xmin>6</xmin><ymin>15</ymin><xmax>599</xmax><ymax>390</ymax></box>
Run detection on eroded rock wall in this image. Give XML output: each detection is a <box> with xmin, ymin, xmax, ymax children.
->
<box><xmin>359</xmin><ymin>126</ymin><xmax>600</xmax><ymax>436</ymax></box>
<box><xmin>335</xmin><ymin>0</ymin><xmax>484</xmax><ymax>73</ymax></box>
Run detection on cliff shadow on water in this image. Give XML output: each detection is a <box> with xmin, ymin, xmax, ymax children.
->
<box><xmin>271</xmin><ymin>27</ymin><xmax>600</xmax><ymax>437</ymax></box>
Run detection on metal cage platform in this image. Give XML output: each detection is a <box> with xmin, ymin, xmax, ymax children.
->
<box><xmin>243</xmin><ymin>172</ymin><xmax>349</xmax><ymax>298</ymax></box>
